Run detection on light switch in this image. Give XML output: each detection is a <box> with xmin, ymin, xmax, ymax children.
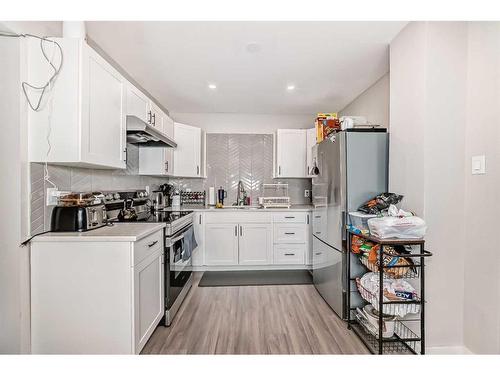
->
<box><xmin>471</xmin><ymin>155</ymin><xmax>486</xmax><ymax>175</ymax></box>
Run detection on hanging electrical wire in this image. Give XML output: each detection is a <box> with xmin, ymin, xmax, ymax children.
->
<box><xmin>0</xmin><ymin>31</ymin><xmax>63</xmax><ymax>111</ymax></box>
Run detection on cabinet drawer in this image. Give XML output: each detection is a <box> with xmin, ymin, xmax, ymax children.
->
<box><xmin>273</xmin><ymin>224</ymin><xmax>306</xmax><ymax>243</ymax></box>
<box><xmin>134</xmin><ymin>230</ymin><xmax>163</xmax><ymax>265</ymax></box>
<box><xmin>272</xmin><ymin>212</ymin><xmax>307</xmax><ymax>223</ymax></box>
<box><xmin>274</xmin><ymin>244</ymin><xmax>306</xmax><ymax>265</ymax></box>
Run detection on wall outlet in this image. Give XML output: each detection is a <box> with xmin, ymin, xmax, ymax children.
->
<box><xmin>46</xmin><ymin>188</ymin><xmax>59</xmax><ymax>206</ymax></box>
<box><xmin>46</xmin><ymin>188</ymin><xmax>71</xmax><ymax>206</ymax></box>
<box><xmin>304</xmin><ymin>189</ymin><xmax>310</xmax><ymax>198</ymax></box>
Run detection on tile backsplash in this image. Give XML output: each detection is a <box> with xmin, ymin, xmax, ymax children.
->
<box><xmin>169</xmin><ymin>134</ymin><xmax>312</xmax><ymax>206</ymax></box>
<box><xmin>30</xmin><ymin>135</ymin><xmax>312</xmax><ymax>235</ymax></box>
<box><xmin>30</xmin><ymin>144</ymin><xmax>169</xmax><ymax>235</ymax></box>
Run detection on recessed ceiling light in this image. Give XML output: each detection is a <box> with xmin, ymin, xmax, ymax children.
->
<box><xmin>246</xmin><ymin>42</ymin><xmax>261</xmax><ymax>53</ymax></box>
<box><xmin>287</xmin><ymin>84</ymin><xmax>296</xmax><ymax>91</ymax></box>
<box><xmin>208</xmin><ymin>83</ymin><xmax>217</xmax><ymax>90</ymax></box>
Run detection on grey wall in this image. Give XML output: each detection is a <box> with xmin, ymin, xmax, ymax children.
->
<box><xmin>169</xmin><ymin>134</ymin><xmax>311</xmax><ymax>206</ymax></box>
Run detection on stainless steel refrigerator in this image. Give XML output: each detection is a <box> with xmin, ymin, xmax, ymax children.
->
<box><xmin>311</xmin><ymin>129</ymin><xmax>388</xmax><ymax>319</ymax></box>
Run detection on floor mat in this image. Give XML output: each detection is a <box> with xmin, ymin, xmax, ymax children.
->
<box><xmin>198</xmin><ymin>269</ymin><xmax>313</xmax><ymax>287</ymax></box>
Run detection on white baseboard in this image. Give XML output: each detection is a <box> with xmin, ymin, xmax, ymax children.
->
<box><xmin>427</xmin><ymin>346</ymin><xmax>473</xmax><ymax>355</ymax></box>
<box><xmin>192</xmin><ymin>265</ymin><xmax>312</xmax><ymax>272</ymax></box>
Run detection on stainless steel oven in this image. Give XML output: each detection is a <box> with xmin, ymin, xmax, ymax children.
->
<box><xmin>164</xmin><ymin>221</ymin><xmax>193</xmax><ymax>326</ymax></box>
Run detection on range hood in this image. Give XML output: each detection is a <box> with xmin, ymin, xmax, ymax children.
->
<box><xmin>126</xmin><ymin>115</ymin><xmax>177</xmax><ymax>148</ymax></box>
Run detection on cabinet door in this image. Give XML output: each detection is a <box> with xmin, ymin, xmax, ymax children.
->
<box><xmin>134</xmin><ymin>251</ymin><xmax>164</xmax><ymax>354</ymax></box>
<box><xmin>126</xmin><ymin>84</ymin><xmax>150</xmax><ymax>124</ymax></box>
<box><xmin>276</xmin><ymin>129</ymin><xmax>307</xmax><ymax>178</ymax></box>
<box><xmin>138</xmin><ymin>112</ymin><xmax>174</xmax><ymax>176</ymax></box>
<box><xmin>163</xmin><ymin>115</ymin><xmax>174</xmax><ymax>176</ymax></box>
<box><xmin>192</xmin><ymin>212</ymin><xmax>204</xmax><ymax>266</ymax></box>
<box><xmin>173</xmin><ymin>122</ymin><xmax>201</xmax><ymax>177</ymax></box>
<box><xmin>81</xmin><ymin>45</ymin><xmax>126</xmax><ymax>169</ymax></box>
<box><xmin>306</xmin><ymin>127</ymin><xmax>316</xmax><ymax>177</ymax></box>
<box><xmin>204</xmin><ymin>224</ymin><xmax>239</xmax><ymax>265</ymax></box>
<box><xmin>238</xmin><ymin>223</ymin><xmax>272</xmax><ymax>265</ymax></box>
<box><xmin>150</xmin><ymin>102</ymin><xmax>165</xmax><ymax>133</ymax></box>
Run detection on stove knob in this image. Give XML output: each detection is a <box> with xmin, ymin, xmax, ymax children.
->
<box><xmin>114</xmin><ymin>193</ymin><xmax>120</xmax><ymax>200</ymax></box>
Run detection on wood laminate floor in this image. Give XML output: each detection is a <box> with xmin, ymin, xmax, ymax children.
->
<box><xmin>141</xmin><ymin>272</ymin><xmax>369</xmax><ymax>355</ymax></box>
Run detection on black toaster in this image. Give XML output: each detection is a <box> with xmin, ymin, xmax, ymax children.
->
<box><xmin>50</xmin><ymin>204</ymin><xmax>107</xmax><ymax>232</ymax></box>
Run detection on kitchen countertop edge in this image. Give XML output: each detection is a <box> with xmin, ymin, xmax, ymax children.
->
<box><xmin>30</xmin><ymin>222</ymin><xmax>167</xmax><ymax>242</ymax></box>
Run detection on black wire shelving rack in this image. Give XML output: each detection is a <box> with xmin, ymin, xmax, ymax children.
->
<box><xmin>346</xmin><ymin>230</ymin><xmax>432</xmax><ymax>355</ymax></box>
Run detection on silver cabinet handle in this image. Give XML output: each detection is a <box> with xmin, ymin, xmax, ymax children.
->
<box><xmin>234</xmin><ymin>225</ymin><xmax>237</xmax><ymax>236</ymax></box>
<box><xmin>315</xmin><ymin>231</ymin><xmax>321</xmax><ymax>235</ymax></box>
<box><xmin>147</xmin><ymin>111</ymin><xmax>152</xmax><ymax>124</ymax></box>
<box><xmin>240</xmin><ymin>226</ymin><xmax>243</xmax><ymax>236</ymax></box>
<box><xmin>314</xmin><ymin>216</ymin><xmax>321</xmax><ymax>219</ymax></box>
<box><xmin>284</xmin><ymin>216</ymin><xmax>295</xmax><ymax>219</ymax></box>
<box><xmin>284</xmin><ymin>232</ymin><xmax>295</xmax><ymax>235</ymax></box>
<box><xmin>307</xmin><ymin>166</ymin><xmax>310</xmax><ymax>175</ymax></box>
<box><xmin>315</xmin><ymin>252</ymin><xmax>322</xmax><ymax>256</ymax></box>
<box><xmin>278</xmin><ymin>166</ymin><xmax>281</xmax><ymax>175</ymax></box>
<box><xmin>148</xmin><ymin>240</ymin><xmax>158</xmax><ymax>248</ymax></box>
<box><xmin>152</xmin><ymin>113</ymin><xmax>156</xmax><ymax>126</ymax></box>
<box><xmin>307</xmin><ymin>215</ymin><xmax>309</xmax><ymax>224</ymax></box>
<box><xmin>199</xmin><ymin>215</ymin><xmax>202</xmax><ymax>225</ymax></box>
<box><xmin>284</xmin><ymin>253</ymin><xmax>295</xmax><ymax>256</ymax></box>
<box><xmin>165</xmin><ymin>161</ymin><xmax>169</xmax><ymax>172</ymax></box>
<box><xmin>197</xmin><ymin>166</ymin><xmax>200</xmax><ymax>175</ymax></box>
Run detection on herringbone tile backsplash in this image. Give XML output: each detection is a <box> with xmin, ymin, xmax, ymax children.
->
<box><xmin>170</xmin><ymin>134</ymin><xmax>311</xmax><ymax>206</ymax></box>
<box><xmin>30</xmin><ymin>135</ymin><xmax>311</xmax><ymax>235</ymax></box>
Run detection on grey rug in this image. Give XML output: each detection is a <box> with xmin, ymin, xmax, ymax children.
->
<box><xmin>198</xmin><ymin>270</ymin><xmax>313</xmax><ymax>287</ymax></box>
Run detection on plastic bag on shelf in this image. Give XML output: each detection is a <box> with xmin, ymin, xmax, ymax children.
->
<box><xmin>358</xmin><ymin>193</ymin><xmax>404</xmax><ymax>215</ymax></box>
<box><xmin>367</xmin><ymin>216</ymin><xmax>426</xmax><ymax>239</ymax></box>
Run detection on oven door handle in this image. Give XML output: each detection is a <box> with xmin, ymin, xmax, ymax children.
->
<box><xmin>170</xmin><ymin>232</ymin><xmax>186</xmax><ymax>244</ymax></box>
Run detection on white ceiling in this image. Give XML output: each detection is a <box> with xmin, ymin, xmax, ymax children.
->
<box><xmin>86</xmin><ymin>21</ymin><xmax>406</xmax><ymax>115</ymax></box>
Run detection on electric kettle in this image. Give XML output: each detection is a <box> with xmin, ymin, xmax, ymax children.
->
<box><xmin>151</xmin><ymin>190</ymin><xmax>165</xmax><ymax>210</ymax></box>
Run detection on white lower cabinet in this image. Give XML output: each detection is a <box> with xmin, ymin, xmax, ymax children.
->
<box><xmin>134</xmin><ymin>251</ymin><xmax>164</xmax><ymax>353</ymax></box>
<box><xmin>201</xmin><ymin>211</ymin><xmax>309</xmax><ymax>268</ymax></box>
<box><xmin>30</xmin><ymin>228</ymin><xmax>165</xmax><ymax>354</ymax></box>
<box><xmin>238</xmin><ymin>223</ymin><xmax>272</xmax><ymax>265</ymax></box>
<box><xmin>204</xmin><ymin>223</ymin><xmax>239</xmax><ymax>265</ymax></box>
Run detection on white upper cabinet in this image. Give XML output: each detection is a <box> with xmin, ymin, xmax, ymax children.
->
<box><xmin>173</xmin><ymin>122</ymin><xmax>204</xmax><ymax>178</ymax></box>
<box><xmin>138</xmin><ymin>111</ymin><xmax>175</xmax><ymax>176</ymax></box>
<box><xmin>274</xmin><ymin>129</ymin><xmax>307</xmax><ymax>178</ymax></box>
<box><xmin>306</xmin><ymin>127</ymin><xmax>316</xmax><ymax>177</ymax></box>
<box><xmin>126</xmin><ymin>84</ymin><xmax>150</xmax><ymax>124</ymax></box>
<box><xmin>28</xmin><ymin>38</ymin><xmax>127</xmax><ymax>169</ymax></box>
<box><xmin>149</xmin><ymin>102</ymin><xmax>164</xmax><ymax>133</ymax></box>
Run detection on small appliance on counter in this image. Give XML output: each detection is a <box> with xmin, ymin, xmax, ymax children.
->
<box><xmin>50</xmin><ymin>192</ymin><xmax>107</xmax><ymax>232</ymax></box>
<box><xmin>151</xmin><ymin>190</ymin><xmax>165</xmax><ymax>210</ymax></box>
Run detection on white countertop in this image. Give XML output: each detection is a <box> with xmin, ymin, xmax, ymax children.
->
<box><xmin>163</xmin><ymin>204</ymin><xmax>314</xmax><ymax>212</ymax></box>
<box><xmin>31</xmin><ymin>222</ymin><xmax>166</xmax><ymax>242</ymax></box>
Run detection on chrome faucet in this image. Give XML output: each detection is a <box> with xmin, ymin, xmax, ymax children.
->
<box><xmin>236</xmin><ymin>180</ymin><xmax>247</xmax><ymax>206</ymax></box>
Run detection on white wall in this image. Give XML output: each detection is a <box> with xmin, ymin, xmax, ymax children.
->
<box><xmin>390</xmin><ymin>22</ymin><xmax>468</xmax><ymax>350</ymax></box>
<box><xmin>463</xmin><ymin>22</ymin><xmax>500</xmax><ymax>354</ymax></box>
<box><xmin>0</xmin><ymin>30</ymin><xmax>24</xmax><ymax>355</ymax></box>
<box><xmin>0</xmin><ymin>21</ymin><xmax>62</xmax><ymax>354</ymax></box>
<box><xmin>170</xmin><ymin>112</ymin><xmax>314</xmax><ymax>133</ymax></box>
<box><xmin>339</xmin><ymin>73</ymin><xmax>390</xmax><ymax>128</ymax></box>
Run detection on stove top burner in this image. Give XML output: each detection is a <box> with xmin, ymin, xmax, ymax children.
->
<box><xmin>142</xmin><ymin>210</ymin><xmax>193</xmax><ymax>224</ymax></box>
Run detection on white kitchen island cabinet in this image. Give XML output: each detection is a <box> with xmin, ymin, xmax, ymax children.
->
<box><xmin>30</xmin><ymin>224</ymin><xmax>165</xmax><ymax>354</ymax></box>
<box><xmin>28</xmin><ymin>38</ymin><xmax>127</xmax><ymax>169</ymax></box>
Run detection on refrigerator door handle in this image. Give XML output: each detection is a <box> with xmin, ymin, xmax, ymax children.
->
<box><xmin>341</xmin><ymin>211</ymin><xmax>347</xmax><ymax>241</ymax></box>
